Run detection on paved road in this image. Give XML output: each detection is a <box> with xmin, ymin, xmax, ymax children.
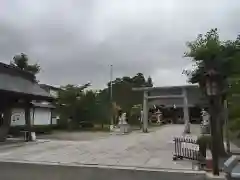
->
<box><xmin>0</xmin><ymin>161</ymin><xmax>205</xmax><ymax>180</ymax></box>
<box><xmin>0</xmin><ymin>125</ymin><xmax>195</xmax><ymax>170</ymax></box>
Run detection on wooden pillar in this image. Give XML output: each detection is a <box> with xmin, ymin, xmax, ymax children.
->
<box><xmin>224</xmin><ymin>100</ymin><xmax>230</xmax><ymax>153</ymax></box>
<box><xmin>50</xmin><ymin>108</ymin><xmax>53</xmax><ymax>126</ymax></box>
<box><xmin>182</xmin><ymin>87</ymin><xmax>189</xmax><ymax>124</ymax></box>
<box><xmin>143</xmin><ymin>91</ymin><xmax>148</xmax><ymax>133</ymax></box>
<box><xmin>32</xmin><ymin>107</ymin><xmax>35</xmax><ymax>125</ymax></box>
<box><xmin>0</xmin><ymin>105</ymin><xmax>12</xmax><ymax>142</ymax></box>
<box><xmin>25</xmin><ymin>101</ymin><xmax>32</xmax><ymax>141</ymax></box>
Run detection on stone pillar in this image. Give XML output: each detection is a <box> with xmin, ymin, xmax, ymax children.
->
<box><xmin>143</xmin><ymin>91</ymin><xmax>148</xmax><ymax>133</ymax></box>
<box><xmin>182</xmin><ymin>87</ymin><xmax>190</xmax><ymax>124</ymax></box>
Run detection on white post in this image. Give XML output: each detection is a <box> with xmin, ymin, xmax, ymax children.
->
<box><xmin>143</xmin><ymin>91</ymin><xmax>148</xmax><ymax>133</ymax></box>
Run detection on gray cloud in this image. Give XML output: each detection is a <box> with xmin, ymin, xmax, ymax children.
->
<box><xmin>0</xmin><ymin>0</ymin><xmax>239</xmax><ymax>89</ymax></box>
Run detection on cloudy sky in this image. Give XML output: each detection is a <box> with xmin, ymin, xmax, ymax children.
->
<box><xmin>0</xmin><ymin>0</ymin><xmax>239</xmax><ymax>89</ymax></box>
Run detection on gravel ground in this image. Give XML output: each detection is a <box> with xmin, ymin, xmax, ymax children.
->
<box><xmin>0</xmin><ymin>125</ymin><xmax>196</xmax><ymax>170</ymax></box>
<box><xmin>37</xmin><ymin>131</ymin><xmax>110</xmax><ymax>141</ymax></box>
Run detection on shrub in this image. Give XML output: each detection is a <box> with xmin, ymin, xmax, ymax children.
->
<box><xmin>79</xmin><ymin>121</ymin><xmax>94</xmax><ymax>128</ymax></box>
<box><xmin>9</xmin><ymin>125</ymin><xmax>52</xmax><ymax>136</ymax></box>
<box><xmin>9</xmin><ymin>126</ymin><xmax>25</xmax><ymax>136</ymax></box>
<box><xmin>197</xmin><ymin>134</ymin><xmax>212</xmax><ymax>159</ymax></box>
<box><xmin>33</xmin><ymin>125</ymin><xmax>52</xmax><ymax>134</ymax></box>
<box><xmin>229</xmin><ymin>118</ymin><xmax>240</xmax><ymax>132</ymax></box>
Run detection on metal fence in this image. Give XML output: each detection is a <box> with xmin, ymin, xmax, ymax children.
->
<box><xmin>173</xmin><ymin>136</ymin><xmax>200</xmax><ymax>161</ymax></box>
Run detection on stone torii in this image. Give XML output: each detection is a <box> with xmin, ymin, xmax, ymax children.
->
<box><xmin>132</xmin><ymin>86</ymin><xmax>191</xmax><ymax>133</ymax></box>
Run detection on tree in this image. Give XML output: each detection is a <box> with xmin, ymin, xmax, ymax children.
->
<box><xmin>57</xmin><ymin>83</ymin><xmax>91</xmax><ymax>128</ymax></box>
<box><xmin>184</xmin><ymin>28</ymin><xmax>240</xmax><ymax>156</ymax></box>
<box><xmin>112</xmin><ymin>102</ymin><xmax>121</xmax><ymax>125</ymax></box>
<box><xmin>104</xmin><ymin>73</ymin><xmax>152</xmax><ymax>124</ymax></box>
<box><xmin>132</xmin><ymin>73</ymin><xmax>146</xmax><ymax>87</ymax></box>
<box><xmin>56</xmin><ymin>73</ymin><xmax>153</xmax><ymax>129</ymax></box>
<box><xmin>11</xmin><ymin>53</ymin><xmax>40</xmax><ymax>76</ymax></box>
<box><xmin>130</xmin><ymin>104</ymin><xmax>142</xmax><ymax>125</ymax></box>
<box><xmin>56</xmin><ymin>82</ymin><xmax>113</xmax><ymax>129</ymax></box>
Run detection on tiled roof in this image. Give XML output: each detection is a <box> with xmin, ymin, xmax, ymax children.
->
<box><xmin>31</xmin><ymin>102</ymin><xmax>55</xmax><ymax>109</ymax></box>
<box><xmin>0</xmin><ymin>62</ymin><xmax>52</xmax><ymax>100</ymax></box>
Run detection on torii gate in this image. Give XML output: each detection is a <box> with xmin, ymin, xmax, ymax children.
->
<box><xmin>132</xmin><ymin>86</ymin><xmax>192</xmax><ymax>133</ymax></box>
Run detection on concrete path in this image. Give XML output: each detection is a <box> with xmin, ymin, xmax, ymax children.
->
<box><xmin>0</xmin><ymin>125</ymin><xmax>196</xmax><ymax>170</ymax></box>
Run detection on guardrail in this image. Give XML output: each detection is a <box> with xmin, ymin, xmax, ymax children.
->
<box><xmin>173</xmin><ymin>136</ymin><xmax>200</xmax><ymax>161</ymax></box>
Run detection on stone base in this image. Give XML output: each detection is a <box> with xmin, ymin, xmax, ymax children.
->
<box><xmin>120</xmin><ymin>124</ymin><xmax>130</xmax><ymax>134</ymax></box>
<box><xmin>205</xmin><ymin>150</ymin><xmax>213</xmax><ymax>171</ymax></box>
<box><xmin>205</xmin><ymin>172</ymin><xmax>226</xmax><ymax>180</ymax></box>
<box><xmin>110</xmin><ymin>125</ymin><xmax>131</xmax><ymax>135</ymax></box>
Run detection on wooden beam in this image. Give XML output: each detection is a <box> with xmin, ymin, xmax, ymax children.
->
<box><xmin>147</xmin><ymin>95</ymin><xmax>184</xmax><ymax>99</ymax></box>
<box><xmin>147</xmin><ymin>104</ymin><xmax>196</xmax><ymax>107</ymax></box>
<box><xmin>132</xmin><ymin>84</ymin><xmax>198</xmax><ymax>91</ymax></box>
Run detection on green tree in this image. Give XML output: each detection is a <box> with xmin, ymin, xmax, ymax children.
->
<box><xmin>130</xmin><ymin>104</ymin><xmax>142</xmax><ymax>125</ymax></box>
<box><xmin>57</xmin><ymin>73</ymin><xmax>152</xmax><ymax>129</ymax></box>
<box><xmin>11</xmin><ymin>53</ymin><xmax>40</xmax><ymax>76</ymax></box>
<box><xmin>104</xmin><ymin>73</ymin><xmax>151</xmax><ymax>121</ymax></box>
<box><xmin>57</xmin><ymin>83</ymin><xmax>91</xmax><ymax>128</ymax></box>
<box><xmin>184</xmin><ymin>28</ymin><xmax>240</xmax><ymax>156</ymax></box>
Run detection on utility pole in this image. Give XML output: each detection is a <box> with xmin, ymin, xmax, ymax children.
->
<box><xmin>110</xmin><ymin>65</ymin><xmax>114</xmax><ymax>126</ymax></box>
<box><xmin>110</xmin><ymin>65</ymin><xmax>113</xmax><ymax>102</ymax></box>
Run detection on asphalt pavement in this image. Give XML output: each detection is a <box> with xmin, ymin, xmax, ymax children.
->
<box><xmin>0</xmin><ymin>161</ymin><xmax>205</xmax><ymax>180</ymax></box>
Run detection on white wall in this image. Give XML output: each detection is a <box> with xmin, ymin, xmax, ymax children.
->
<box><xmin>11</xmin><ymin>108</ymin><xmax>34</xmax><ymax>126</ymax></box>
<box><xmin>33</xmin><ymin>108</ymin><xmax>51</xmax><ymax>125</ymax></box>
<box><xmin>11</xmin><ymin>108</ymin><xmax>52</xmax><ymax>126</ymax></box>
<box><xmin>51</xmin><ymin>117</ymin><xmax>57</xmax><ymax>125</ymax></box>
